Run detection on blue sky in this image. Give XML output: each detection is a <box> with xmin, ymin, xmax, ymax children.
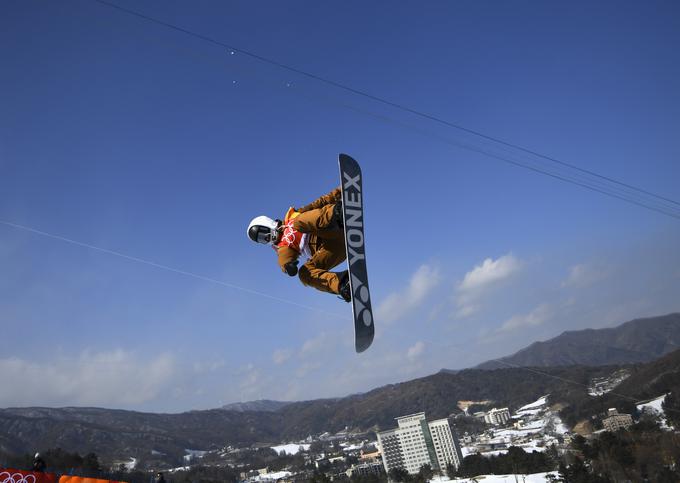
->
<box><xmin>1</xmin><ymin>0</ymin><xmax>679</xmax><ymax>412</ymax></box>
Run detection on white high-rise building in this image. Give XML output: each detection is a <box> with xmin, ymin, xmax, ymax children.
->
<box><xmin>391</xmin><ymin>413</ymin><xmax>432</xmax><ymax>474</ymax></box>
<box><xmin>483</xmin><ymin>407</ymin><xmax>511</xmax><ymax>426</ymax></box>
<box><xmin>376</xmin><ymin>412</ymin><xmax>463</xmax><ymax>475</ymax></box>
<box><xmin>428</xmin><ymin>417</ymin><xmax>462</xmax><ymax>471</ymax></box>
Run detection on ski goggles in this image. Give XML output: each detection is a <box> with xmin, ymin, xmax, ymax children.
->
<box><xmin>255</xmin><ymin>226</ymin><xmax>276</xmax><ymax>244</ymax></box>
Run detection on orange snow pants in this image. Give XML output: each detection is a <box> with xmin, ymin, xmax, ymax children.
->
<box><xmin>293</xmin><ymin>204</ymin><xmax>347</xmax><ymax>295</ymax></box>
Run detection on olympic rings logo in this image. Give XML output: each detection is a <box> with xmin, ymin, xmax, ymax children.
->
<box><xmin>0</xmin><ymin>472</ymin><xmax>37</xmax><ymax>483</ymax></box>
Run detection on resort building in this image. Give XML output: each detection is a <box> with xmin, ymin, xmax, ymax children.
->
<box><xmin>376</xmin><ymin>412</ymin><xmax>463</xmax><ymax>475</ymax></box>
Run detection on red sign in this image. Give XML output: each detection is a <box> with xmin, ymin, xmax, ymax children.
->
<box><xmin>0</xmin><ymin>469</ymin><xmax>58</xmax><ymax>483</ymax></box>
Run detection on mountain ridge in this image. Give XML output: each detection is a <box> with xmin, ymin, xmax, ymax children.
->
<box><xmin>1</xmin><ymin>365</ymin><xmax>623</xmax><ymax>462</ymax></box>
<box><xmin>3</xmin><ymin>312</ymin><xmax>680</xmax><ymax>466</ymax></box>
<box><xmin>473</xmin><ymin>312</ymin><xmax>680</xmax><ymax>369</ymax></box>
<box><xmin>220</xmin><ymin>400</ymin><xmax>291</xmax><ymax>412</ymax></box>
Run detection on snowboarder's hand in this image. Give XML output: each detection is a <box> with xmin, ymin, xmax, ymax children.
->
<box><xmin>284</xmin><ymin>260</ymin><xmax>299</xmax><ymax>277</ymax></box>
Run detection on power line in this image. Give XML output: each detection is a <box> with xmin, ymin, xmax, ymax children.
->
<box><xmin>488</xmin><ymin>357</ymin><xmax>680</xmax><ymax>418</ymax></box>
<box><xmin>0</xmin><ymin>214</ymin><xmax>672</xmax><ymax>417</ymax></box>
<box><xmin>283</xmin><ymin>85</ymin><xmax>680</xmax><ymax>220</ymax></box>
<box><xmin>90</xmin><ymin>0</ymin><xmax>680</xmax><ymax>221</ymax></box>
<box><xmin>6</xmin><ymin>2</ymin><xmax>677</xmax><ymax>407</ymax></box>
<box><xmin>0</xmin><ymin>219</ymin><xmax>346</xmax><ymax>321</ymax></box>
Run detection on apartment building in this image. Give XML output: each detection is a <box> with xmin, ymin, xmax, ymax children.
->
<box><xmin>429</xmin><ymin>417</ymin><xmax>463</xmax><ymax>471</ymax></box>
<box><xmin>376</xmin><ymin>412</ymin><xmax>462</xmax><ymax>475</ymax></box>
<box><xmin>602</xmin><ymin>408</ymin><xmax>633</xmax><ymax>432</ymax></box>
<box><xmin>484</xmin><ymin>407</ymin><xmax>511</xmax><ymax>426</ymax></box>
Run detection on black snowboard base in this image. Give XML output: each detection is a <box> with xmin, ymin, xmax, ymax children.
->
<box><xmin>338</xmin><ymin>153</ymin><xmax>374</xmax><ymax>353</ymax></box>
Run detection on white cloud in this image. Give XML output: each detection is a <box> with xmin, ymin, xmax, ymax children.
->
<box><xmin>562</xmin><ymin>263</ymin><xmax>607</xmax><ymax>288</ymax></box>
<box><xmin>236</xmin><ymin>363</ymin><xmax>262</xmax><ymax>399</ymax></box>
<box><xmin>460</xmin><ymin>254</ymin><xmax>521</xmax><ymax>291</ymax></box>
<box><xmin>499</xmin><ymin>304</ymin><xmax>552</xmax><ymax>332</ymax></box>
<box><xmin>193</xmin><ymin>359</ymin><xmax>226</xmax><ymax>374</ymax></box>
<box><xmin>295</xmin><ymin>361</ymin><xmax>321</xmax><ymax>378</ymax></box>
<box><xmin>300</xmin><ymin>332</ymin><xmax>331</xmax><ymax>355</ymax></box>
<box><xmin>455</xmin><ymin>304</ymin><xmax>479</xmax><ymax>319</ymax></box>
<box><xmin>455</xmin><ymin>254</ymin><xmax>521</xmax><ymax>318</ymax></box>
<box><xmin>377</xmin><ymin>264</ymin><xmax>441</xmax><ymax>323</ymax></box>
<box><xmin>407</xmin><ymin>341</ymin><xmax>425</xmax><ymax>361</ymax></box>
<box><xmin>0</xmin><ymin>350</ymin><xmax>175</xmax><ymax>407</ymax></box>
<box><xmin>272</xmin><ymin>348</ymin><xmax>293</xmax><ymax>365</ymax></box>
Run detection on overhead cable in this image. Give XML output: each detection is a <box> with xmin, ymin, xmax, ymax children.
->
<box><xmin>90</xmin><ymin>0</ymin><xmax>680</xmax><ymax>221</ymax></box>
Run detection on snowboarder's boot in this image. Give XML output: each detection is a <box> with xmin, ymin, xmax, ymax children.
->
<box><xmin>338</xmin><ymin>270</ymin><xmax>351</xmax><ymax>303</ymax></box>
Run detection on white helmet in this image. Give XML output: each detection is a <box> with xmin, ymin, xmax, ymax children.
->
<box><xmin>247</xmin><ymin>216</ymin><xmax>280</xmax><ymax>245</ymax></box>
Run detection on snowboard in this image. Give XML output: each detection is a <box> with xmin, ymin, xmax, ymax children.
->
<box><xmin>338</xmin><ymin>153</ymin><xmax>374</xmax><ymax>353</ymax></box>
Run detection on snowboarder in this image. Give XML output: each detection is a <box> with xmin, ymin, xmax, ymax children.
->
<box><xmin>247</xmin><ymin>186</ymin><xmax>351</xmax><ymax>302</ymax></box>
<box><xmin>32</xmin><ymin>453</ymin><xmax>46</xmax><ymax>472</ymax></box>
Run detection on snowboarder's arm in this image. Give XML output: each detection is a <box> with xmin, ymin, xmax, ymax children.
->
<box><xmin>277</xmin><ymin>247</ymin><xmax>299</xmax><ymax>275</ymax></box>
<box><xmin>297</xmin><ymin>187</ymin><xmax>341</xmax><ymax>213</ymax></box>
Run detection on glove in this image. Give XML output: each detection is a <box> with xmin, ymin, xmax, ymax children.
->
<box><xmin>284</xmin><ymin>260</ymin><xmax>299</xmax><ymax>277</ymax></box>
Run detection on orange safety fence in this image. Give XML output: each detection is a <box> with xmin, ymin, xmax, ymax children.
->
<box><xmin>58</xmin><ymin>477</ymin><xmax>126</xmax><ymax>483</ymax></box>
<box><xmin>0</xmin><ymin>468</ymin><xmax>58</xmax><ymax>483</ymax></box>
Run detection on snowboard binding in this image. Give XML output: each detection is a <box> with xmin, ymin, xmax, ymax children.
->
<box><xmin>338</xmin><ymin>270</ymin><xmax>351</xmax><ymax>303</ymax></box>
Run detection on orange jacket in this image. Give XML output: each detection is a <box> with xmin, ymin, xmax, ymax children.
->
<box><xmin>298</xmin><ymin>187</ymin><xmax>341</xmax><ymax>213</ymax></box>
<box><xmin>275</xmin><ymin>187</ymin><xmax>342</xmax><ymax>273</ymax></box>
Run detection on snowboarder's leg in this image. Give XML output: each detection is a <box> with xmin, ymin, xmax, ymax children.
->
<box><xmin>293</xmin><ymin>204</ymin><xmax>343</xmax><ymax>235</ymax></box>
<box><xmin>298</xmin><ymin>237</ymin><xmax>346</xmax><ymax>294</ymax></box>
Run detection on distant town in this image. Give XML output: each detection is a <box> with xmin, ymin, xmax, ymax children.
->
<box><xmin>230</xmin><ymin>395</ymin><xmax>563</xmax><ymax>481</ymax></box>
<box><xmin>0</xmin><ymin>373</ymin><xmax>675</xmax><ymax>483</ymax></box>
<box><xmin>142</xmin><ymin>389</ymin><xmax>667</xmax><ymax>482</ymax></box>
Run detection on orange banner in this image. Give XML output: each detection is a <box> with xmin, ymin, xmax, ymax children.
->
<box><xmin>58</xmin><ymin>477</ymin><xmax>126</xmax><ymax>483</ymax></box>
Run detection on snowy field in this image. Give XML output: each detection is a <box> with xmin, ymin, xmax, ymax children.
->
<box><xmin>637</xmin><ymin>394</ymin><xmax>672</xmax><ymax>429</ymax></box>
<box><xmin>251</xmin><ymin>470</ymin><xmax>293</xmax><ymax>481</ymax></box>
<box><xmin>111</xmin><ymin>457</ymin><xmax>137</xmax><ymax>470</ymax></box>
<box><xmin>462</xmin><ymin>395</ymin><xmax>568</xmax><ymax>458</ymax></box>
<box><xmin>430</xmin><ymin>471</ymin><xmax>560</xmax><ymax>482</ymax></box>
<box><xmin>341</xmin><ymin>442</ymin><xmax>365</xmax><ymax>451</ymax></box>
<box><xmin>517</xmin><ymin>396</ymin><xmax>548</xmax><ymax>412</ymax></box>
<box><xmin>588</xmin><ymin>370</ymin><xmax>631</xmax><ymax>397</ymax></box>
<box><xmin>513</xmin><ymin>396</ymin><xmax>548</xmax><ymax>418</ymax></box>
<box><xmin>270</xmin><ymin>443</ymin><xmax>311</xmax><ymax>455</ymax></box>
